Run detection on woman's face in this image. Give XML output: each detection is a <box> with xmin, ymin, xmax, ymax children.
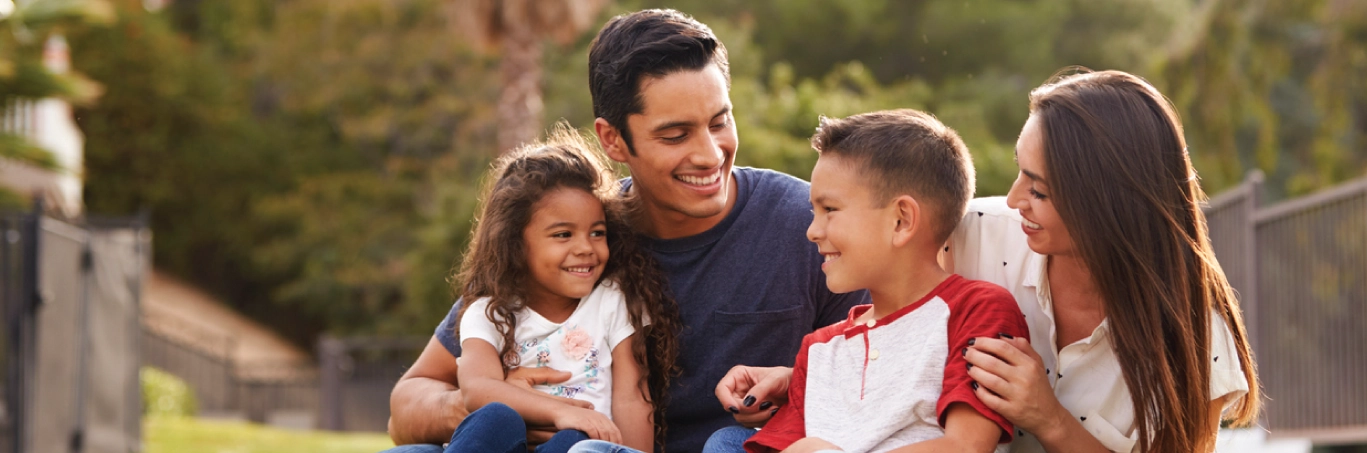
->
<box><xmin>1006</xmin><ymin>114</ymin><xmax>1077</xmax><ymax>257</ymax></box>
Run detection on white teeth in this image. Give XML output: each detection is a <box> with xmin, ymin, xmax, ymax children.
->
<box><xmin>676</xmin><ymin>171</ymin><xmax>721</xmax><ymax>186</ymax></box>
<box><xmin>1023</xmin><ymin>219</ymin><xmax>1042</xmax><ymax>230</ymax></box>
<box><xmin>823</xmin><ymin>254</ymin><xmax>837</xmax><ymax>262</ymax></box>
<box><xmin>565</xmin><ymin>266</ymin><xmax>592</xmax><ymax>273</ymax></box>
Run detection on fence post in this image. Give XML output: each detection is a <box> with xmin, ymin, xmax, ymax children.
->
<box><xmin>317</xmin><ymin>336</ymin><xmax>345</xmax><ymax>431</ymax></box>
<box><xmin>1243</xmin><ymin>170</ymin><xmax>1263</xmax><ymax>362</ymax></box>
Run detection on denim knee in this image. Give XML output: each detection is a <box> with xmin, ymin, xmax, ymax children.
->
<box><xmin>702</xmin><ymin>425</ymin><xmax>756</xmax><ymax>453</ymax></box>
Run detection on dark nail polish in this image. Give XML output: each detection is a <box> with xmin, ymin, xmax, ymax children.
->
<box><xmin>997</xmin><ymin>332</ymin><xmax>1014</xmax><ymax>339</ymax></box>
<box><xmin>769</xmin><ymin>408</ymin><xmax>780</xmax><ymax>416</ymax></box>
<box><xmin>966</xmin><ymin>362</ymin><xmax>973</xmax><ymax>370</ymax></box>
<box><xmin>759</xmin><ymin>401</ymin><xmax>773</xmax><ymax>410</ymax></box>
<box><xmin>967</xmin><ymin>338</ymin><xmax>976</xmax><ymax>346</ymax></box>
<box><xmin>728</xmin><ymin>406</ymin><xmax>739</xmax><ymax>414</ymax></box>
<box><xmin>971</xmin><ymin>381</ymin><xmax>979</xmax><ymax>391</ymax></box>
<box><xmin>962</xmin><ymin>347</ymin><xmax>968</xmax><ymax>357</ymax></box>
<box><xmin>743</xmin><ymin>395</ymin><xmax>756</xmax><ymax>407</ymax></box>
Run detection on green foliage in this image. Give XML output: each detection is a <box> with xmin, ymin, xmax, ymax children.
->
<box><xmin>0</xmin><ymin>132</ymin><xmax>58</xmax><ymax>169</ymax></box>
<box><xmin>69</xmin><ymin>0</ymin><xmax>1367</xmax><ymax>342</ymax></box>
<box><xmin>141</xmin><ymin>366</ymin><xmax>198</xmax><ymax>417</ymax></box>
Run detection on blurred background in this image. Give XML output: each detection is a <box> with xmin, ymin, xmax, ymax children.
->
<box><xmin>0</xmin><ymin>0</ymin><xmax>1364</xmax><ymax>451</ymax></box>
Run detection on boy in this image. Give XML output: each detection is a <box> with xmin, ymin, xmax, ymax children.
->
<box><xmin>743</xmin><ymin>110</ymin><xmax>1028</xmax><ymax>453</ymax></box>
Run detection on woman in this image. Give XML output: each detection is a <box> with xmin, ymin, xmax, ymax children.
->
<box><xmin>715</xmin><ymin>70</ymin><xmax>1260</xmax><ymax>452</ymax></box>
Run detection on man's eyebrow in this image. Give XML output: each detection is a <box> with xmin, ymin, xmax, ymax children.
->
<box><xmin>649</xmin><ymin>106</ymin><xmax>732</xmax><ymax>134</ymax></box>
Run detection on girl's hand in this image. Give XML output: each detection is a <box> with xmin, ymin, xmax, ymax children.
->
<box><xmin>554</xmin><ymin>406</ymin><xmax>622</xmax><ymax>444</ymax></box>
<box><xmin>781</xmin><ymin>437</ymin><xmax>843</xmax><ymax>453</ymax></box>
<box><xmin>964</xmin><ymin>335</ymin><xmax>1068</xmax><ymax>437</ymax></box>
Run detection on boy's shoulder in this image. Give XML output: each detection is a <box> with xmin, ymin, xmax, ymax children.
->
<box><xmin>936</xmin><ymin>275</ymin><xmax>1020</xmax><ymax>312</ymax></box>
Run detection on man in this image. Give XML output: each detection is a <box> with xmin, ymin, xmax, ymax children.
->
<box><xmin>385</xmin><ymin>9</ymin><xmax>865</xmax><ymax>453</ymax></box>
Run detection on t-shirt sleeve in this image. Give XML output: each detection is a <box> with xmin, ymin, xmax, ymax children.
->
<box><xmin>1209</xmin><ymin>311</ymin><xmax>1250</xmax><ymax>406</ymax></box>
<box><xmin>457</xmin><ymin>298</ymin><xmax>504</xmax><ymax>351</ymax></box>
<box><xmin>434</xmin><ymin>298</ymin><xmax>465</xmax><ymax>357</ymax></box>
<box><xmin>600</xmin><ymin>283</ymin><xmax>638</xmax><ymax>350</ymax></box>
<box><xmin>744</xmin><ymin>332</ymin><xmax>816</xmax><ymax>453</ymax></box>
<box><xmin>939</xmin><ymin>280</ymin><xmax>1029</xmax><ymax>444</ymax></box>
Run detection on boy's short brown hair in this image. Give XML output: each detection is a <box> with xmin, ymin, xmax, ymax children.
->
<box><xmin>811</xmin><ymin>109</ymin><xmax>974</xmax><ymax>244</ymax></box>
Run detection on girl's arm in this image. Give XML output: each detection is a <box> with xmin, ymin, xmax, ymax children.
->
<box><xmin>459</xmin><ymin>338</ymin><xmax>623</xmax><ymax>443</ymax></box>
<box><xmin>610</xmin><ymin>333</ymin><xmax>654</xmax><ymax>451</ymax></box>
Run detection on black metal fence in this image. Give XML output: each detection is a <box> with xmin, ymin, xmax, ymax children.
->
<box><xmin>0</xmin><ymin>206</ymin><xmax>148</xmax><ymax>453</ymax></box>
<box><xmin>1205</xmin><ymin>171</ymin><xmax>1367</xmax><ymax>443</ymax></box>
<box><xmin>318</xmin><ymin>336</ymin><xmax>427</xmax><ymax>432</ymax></box>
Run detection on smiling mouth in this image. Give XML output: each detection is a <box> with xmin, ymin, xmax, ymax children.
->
<box><xmin>822</xmin><ymin>253</ymin><xmax>840</xmax><ymax>262</ymax></box>
<box><xmin>675</xmin><ymin>170</ymin><xmax>722</xmax><ymax>186</ymax></box>
<box><xmin>564</xmin><ymin>266</ymin><xmax>596</xmax><ymax>274</ymax></box>
<box><xmin>1022</xmin><ymin>218</ymin><xmax>1042</xmax><ymax>230</ymax></box>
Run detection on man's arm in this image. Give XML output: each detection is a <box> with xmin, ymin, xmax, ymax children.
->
<box><xmin>388</xmin><ymin>336</ymin><xmax>466</xmax><ymax>445</ymax></box>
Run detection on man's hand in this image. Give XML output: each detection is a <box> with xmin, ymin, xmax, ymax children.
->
<box><xmin>715</xmin><ymin>366</ymin><xmax>793</xmax><ymax>428</ymax></box>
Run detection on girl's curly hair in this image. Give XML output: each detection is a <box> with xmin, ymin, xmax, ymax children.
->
<box><xmin>452</xmin><ymin>123</ymin><xmax>681</xmax><ymax>448</ymax></box>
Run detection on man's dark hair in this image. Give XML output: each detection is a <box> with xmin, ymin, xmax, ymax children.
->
<box><xmin>811</xmin><ymin>109</ymin><xmax>975</xmax><ymax>245</ymax></box>
<box><xmin>588</xmin><ymin>9</ymin><xmax>730</xmax><ymax>155</ymax></box>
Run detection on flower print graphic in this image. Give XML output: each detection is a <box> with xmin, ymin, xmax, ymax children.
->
<box><xmin>561</xmin><ymin>326</ymin><xmax>592</xmax><ymax>361</ymax></box>
<box><xmin>536</xmin><ymin>350</ymin><xmax>550</xmax><ymax>367</ymax></box>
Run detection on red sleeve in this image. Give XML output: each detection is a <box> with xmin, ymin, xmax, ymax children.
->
<box><xmin>937</xmin><ymin>279</ymin><xmax>1029</xmax><ymax>444</ymax></box>
<box><xmin>744</xmin><ymin>328</ymin><xmax>824</xmax><ymax>453</ymax></box>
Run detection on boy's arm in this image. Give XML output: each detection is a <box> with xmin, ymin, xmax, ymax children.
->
<box><xmin>884</xmin><ymin>403</ymin><xmax>1000</xmax><ymax>453</ymax></box>
<box><xmin>459</xmin><ymin>339</ymin><xmax>623</xmax><ymax>443</ymax></box>
<box><xmin>610</xmin><ymin>334</ymin><xmax>654</xmax><ymax>452</ymax></box>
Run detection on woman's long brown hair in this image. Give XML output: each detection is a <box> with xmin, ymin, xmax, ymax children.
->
<box><xmin>1029</xmin><ymin>70</ymin><xmax>1260</xmax><ymax>452</ymax></box>
<box><xmin>453</xmin><ymin>123</ymin><xmax>681</xmax><ymax>448</ymax></box>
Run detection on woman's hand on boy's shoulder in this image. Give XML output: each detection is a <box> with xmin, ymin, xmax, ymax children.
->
<box><xmin>716</xmin><ymin>365</ymin><xmax>793</xmax><ymax>428</ymax></box>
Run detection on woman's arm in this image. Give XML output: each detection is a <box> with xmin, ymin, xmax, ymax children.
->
<box><xmin>460</xmin><ymin>338</ymin><xmax>623</xmax><ymax>444</ymax></box>
<box><xmin>610</xmin><ymin>334</ymin><xmax>654</xmax><ymax>451</ymax></box>
<box><xmin>966</xmin><ymin>336</ymin><xmax>1111</xmax><ymax>453</ymax></box>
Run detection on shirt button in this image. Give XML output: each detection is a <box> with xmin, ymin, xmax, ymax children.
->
<box><xmin>865</xmin><ymin>320</ymin><xmax>876</xmax><ymax>328</ymax></box>
<box><xmin>869</xmin><ymin>348</ymin><xmax>880</xmax><ymax>360</ymax></box>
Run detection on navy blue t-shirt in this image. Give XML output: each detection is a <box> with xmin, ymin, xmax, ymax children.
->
<box><xmin>434</xmin><ymin>167</ymin><xmax>867</xmax><ymax>453</ymax></box>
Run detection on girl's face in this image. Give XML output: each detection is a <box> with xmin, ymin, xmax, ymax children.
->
<box><xmin>522</xmin><ymin>187</ymin><xmax>610</xmax><ymax>307</ymax></box>
<box><xmin>1006</xmin><ymin>114</ymin><xmax>1077</xmax><ymax>257</ymax></box>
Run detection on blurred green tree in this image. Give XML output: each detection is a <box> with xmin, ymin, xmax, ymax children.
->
<box><xmin>449</xmin><ymin>0</ymin><xmax>609</xmax><ymax>153</ymax></box>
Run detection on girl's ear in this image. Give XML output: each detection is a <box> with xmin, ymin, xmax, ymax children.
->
<box><xmin>595</xmin><ymin>118</ymin><xmax>630</xmax><ymax>163</ymax></box>
<box><xmin>890</xmin><ymin>195</ymin><xmax>920</xmax><ymax>248</ymax></box>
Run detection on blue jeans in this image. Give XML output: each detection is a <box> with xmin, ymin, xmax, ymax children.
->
<box><xmin>566</xmin><ymin>440</ymin><xmax>647</xmax><ymax>453</ymax></box>
<box><xmin>380</xmin><ymin>403</ymin><xmax>588</xmax><ymax>453</ymax></box>
<box><xmin>701</xmin><ymin>426</ymin><xmax>756</xmax><ymax>453</ymax></box>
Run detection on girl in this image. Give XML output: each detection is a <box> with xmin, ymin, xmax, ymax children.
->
<box><xmin>447</xmin><ymin>124</ymin><xmax>681</xmax><ymax>453</ymax></box>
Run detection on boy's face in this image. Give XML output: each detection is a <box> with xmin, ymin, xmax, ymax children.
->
<box><xmin>600</xmin><ymin>64</ymin><xmax>737</xmax><ymax>228</ymax></box>
<box><xmin>807</xmin><ymin>155</ymin><xmax>895</xmax><ymax>294</ymax></box>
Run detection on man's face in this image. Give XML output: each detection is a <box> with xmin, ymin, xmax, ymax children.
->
<box><xmin>600</xmin><ymin>64</ymin><xmax>738</xmax><ymax>227</ymax></box>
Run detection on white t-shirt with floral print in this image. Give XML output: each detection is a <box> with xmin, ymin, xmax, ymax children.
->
<box><xmin>459</xmin><ymin>281</ymin><xmax>638</xmax><ymax>419</ymax></box>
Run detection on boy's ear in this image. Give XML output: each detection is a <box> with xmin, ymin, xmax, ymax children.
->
<box><xmin>891</xmin><ymin>195</ymin><xmax>920</xmax><ymax>248</ymax></box>
<box><xmin>595</xmin><ymin>118</ymin><xmax>630</xmax><ymax>163</ymax></box>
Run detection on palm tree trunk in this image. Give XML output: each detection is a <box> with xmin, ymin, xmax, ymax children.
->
<box><xmin>496</xmin><ymin>23</ymin><xmax>543</xmax><ymax>154</ymax></box>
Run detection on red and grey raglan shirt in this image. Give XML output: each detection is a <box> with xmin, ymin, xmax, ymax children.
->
<box><xmin>745</xmin><ymin>275</ymin><xmax>1029</xmax><ymax>453</ymax></box>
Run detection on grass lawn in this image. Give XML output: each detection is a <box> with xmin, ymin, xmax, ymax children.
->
<box><xmin>144</xmin><ymin>416</ymin><xmax>396</xmax><ymax>453</ymax></box>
